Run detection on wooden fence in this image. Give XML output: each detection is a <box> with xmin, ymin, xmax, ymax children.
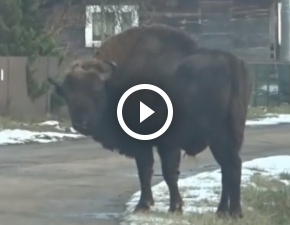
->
<box><xmin>0</xmin><ymin>56</ymin><xmax>59</xmax><ymax>119</ymax></box>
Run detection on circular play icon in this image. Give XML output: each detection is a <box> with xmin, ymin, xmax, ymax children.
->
<box><xmin>117</xmin><ymin>84</ymin><xmax>173</xmax><ymax>140</ymax></box>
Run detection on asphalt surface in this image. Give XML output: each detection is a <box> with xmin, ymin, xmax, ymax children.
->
<box><xmin>0</xmin><ymin>125</ymin><xmax>289</xmax><ymax>225</ymax></box>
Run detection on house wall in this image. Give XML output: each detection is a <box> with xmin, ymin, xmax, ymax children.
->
<box><xmin>43</xmin><ymin>0</ymin><xmax>277</xmax><ymax>64</ymax></box>
<box><xmin>146</xmin><ymin>0</ymin><xmax>276</xmax><ymax>62</ymax></box>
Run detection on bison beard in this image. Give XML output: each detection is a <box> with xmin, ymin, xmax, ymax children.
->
<box><xmin>49</xmin><ymin>24</ymin><xmax>253</xmax><ymax>218</ymax></box>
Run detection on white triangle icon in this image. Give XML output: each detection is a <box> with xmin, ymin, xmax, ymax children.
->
<box><xmin>140</xmin><ymin>101</ymin><xmax>155</xmax><ymax>123</ymax></box>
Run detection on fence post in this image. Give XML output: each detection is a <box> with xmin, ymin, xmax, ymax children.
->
<box><xmin>266</xmin><ymin>65</ymin><xmax>270</xmax><ymax>107</ymax></box>
<box><xmin>253</xmin><ymin>65</ymin><xmax>258</xmax><ymax>107</ymax></box>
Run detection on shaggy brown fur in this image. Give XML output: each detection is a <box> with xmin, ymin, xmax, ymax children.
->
<box><xmin>94</xmin><ymin>23</ymin><xmax>197</xmax><ymax>67</ymax></box>
<box><xmin>48</xmin><ymin>24</ymin><xmax>253</xmax><ymax>219</ymax></box>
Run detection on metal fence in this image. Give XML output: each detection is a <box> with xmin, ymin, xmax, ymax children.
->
<box><xmin>248</xmin><ymin>62</ymin><xmax>290</xmax><ymax>107</ymax></box>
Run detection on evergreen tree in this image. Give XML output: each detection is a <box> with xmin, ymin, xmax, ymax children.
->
<box><xmin>0</xmin><ymin>0</ymin><xmax>65</xmax><ymax>105</ymax></box>
<box><xmin>0</xmin><ymin>0</ymin><xmax>64</xmax><ymax>57</ymax></box>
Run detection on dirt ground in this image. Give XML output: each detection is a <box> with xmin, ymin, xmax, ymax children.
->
<box><xmin>0</xmin><ymin>124</ymin><xmax>289</xmax><ymax>225</ymax></box>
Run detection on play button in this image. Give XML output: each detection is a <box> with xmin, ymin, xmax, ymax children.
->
<box><xmin>117</xmin><ymin>84</ymin><xmax>173</xmax><ymax>141</ymax></box>
<box><xmin>140</xmin><ymin>101</ymin><xmax>155</xmax><ymax>123</ymax></box>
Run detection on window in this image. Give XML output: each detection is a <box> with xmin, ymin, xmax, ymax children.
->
<box><xmin>92</xmin><ymin>11</ymin><xmax>116</xmax><ymax>41</ymax></box>
<box><xmin>85</xmin><ymin>5</ymin><xmax>139</xmax><ymax>47</ymax></box>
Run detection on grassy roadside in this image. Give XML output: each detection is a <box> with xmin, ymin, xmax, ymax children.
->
<box><xmin>127</xmin><ymin>172</ymin><xmax>290</xmax><ymax>225</ymax></box>
<box><xmin>186</xmin><ymin>173</ymin><xmax>290</xmax><ymax>225</ymax></box>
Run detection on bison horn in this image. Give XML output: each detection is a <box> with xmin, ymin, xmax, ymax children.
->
<box><xmin>47</xmin><ymin>77</ymin><xmax>61</xmax><ymax>88</ymax></box>
<box><xmin>103</xmin><ymin>60</ymin><xmax>117</xmax><ymax>73</ymax></box>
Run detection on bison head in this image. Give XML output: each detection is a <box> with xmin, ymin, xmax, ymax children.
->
<box><xmin>48</xmin><ymin>59</ymin><xmax>117</xmax><ymax>136</ymax></box>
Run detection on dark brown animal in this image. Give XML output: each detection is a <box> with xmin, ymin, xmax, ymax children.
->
<box><xmin>48</xmin><ymin>24</ymin><xmax>253</xmax><ymax>218</ymax></box>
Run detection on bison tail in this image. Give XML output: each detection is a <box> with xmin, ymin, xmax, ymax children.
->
<box><xmin>228</xmin><ymin>57</ymin><xmax>253</xmax><ymax>149</ymax></box>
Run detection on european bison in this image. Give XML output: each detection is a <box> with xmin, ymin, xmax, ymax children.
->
<box><xmin>48</xmin><ymin>24</ymin><xmax>253</xmax><ymax>218</ymax></box>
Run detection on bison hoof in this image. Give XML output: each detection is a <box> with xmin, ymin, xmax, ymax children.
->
<box><xmin>168</xmin><ymin>203</ymin><xmax>183</xmax><ymax>214</ymax></box>
<box><xmin>216</xmin><ymin>209</ymin><xmax>243</xmax><ymax>219</ymax></box>
<box><xmin>216</xmin><ymin>210</ymin><xmax>229</xmax><ymax>218</ymax></box>
<box><xmin>133</xmin><ymin>202</ymin><xmax>153</xmax><ymax>213</ymax></box>
<box><xmin>229</xmin><ymin>209</ymin><xmax>243</xmax><ymax>219</ymax></box>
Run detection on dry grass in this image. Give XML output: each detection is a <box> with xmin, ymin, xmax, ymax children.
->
<box><xmin>250</xmin><ymin>173</ymin><xmax>286</xmax><ymax>189</ymax></box>
<box><xmin>126</xmin><ymin>173</ymin><xmax>290</xmax><ymax>225</ymax></box>
<box><xmin>279</xmin><ymin>172</ymin><xmax>290</xmax><ymax>181</ymax></box>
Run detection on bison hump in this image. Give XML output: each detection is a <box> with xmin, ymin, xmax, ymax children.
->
<box><xmin>94</xmin><ymin>24</ymin><xmax>197</xmax><ymax>66</ymax></box>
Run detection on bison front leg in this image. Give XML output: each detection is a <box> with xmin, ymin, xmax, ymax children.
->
<box><xmin>134</xmin><ymin>148</ymin><xmax>155</xmax><ymax>213</ymax></box>
<box><xmin>158</xmin><ymin>146</ymin><xmax>183</xmax><ymax>213</ymax></box>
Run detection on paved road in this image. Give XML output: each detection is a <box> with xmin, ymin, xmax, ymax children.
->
<box><xmin>0</xmin><ymin>125</ymin><xmax>289</xmax><ymax>225</ymax></box>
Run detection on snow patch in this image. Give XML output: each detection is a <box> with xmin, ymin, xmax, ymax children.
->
<box><xmin>0</xmin><ymin>129</ymin><xmax>84</xmax><ymax>145</ymax></box>
<box><xmin>0</xmin><ymin>120</ymin><xmax>84</xmax><ymax>145</ymax></box>
<box><xmin>246</xmin><ymin>114</ymin><xmax>290</xmax><ymax>126</ymax></box>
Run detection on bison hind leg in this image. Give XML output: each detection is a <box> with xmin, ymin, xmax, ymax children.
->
<box><xmin>208</xmin><ymin>126</ymin><xmax>243</xmax><ymax>219</ymax></box>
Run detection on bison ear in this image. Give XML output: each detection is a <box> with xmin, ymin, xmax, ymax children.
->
<box><xmin>103</xmin><ymin>60</ymin><xmax>117</xmax><ymax>74</ymax></box>
<box><xmin>99</xmin><ymin>60</ymin><xmax>118</xmax><ymax>81</ymax></box>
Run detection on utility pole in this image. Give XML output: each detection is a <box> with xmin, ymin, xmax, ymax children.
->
<box><xmin>280</xmin><ymin>0</ymin><xmax>290</xmax><ymax>61</ymax></box>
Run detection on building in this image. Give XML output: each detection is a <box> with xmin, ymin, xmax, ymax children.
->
<box><xmin>41</xmin><ymin>0</ymin><xmax>280</xmax><ymax>62</ymax></box>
